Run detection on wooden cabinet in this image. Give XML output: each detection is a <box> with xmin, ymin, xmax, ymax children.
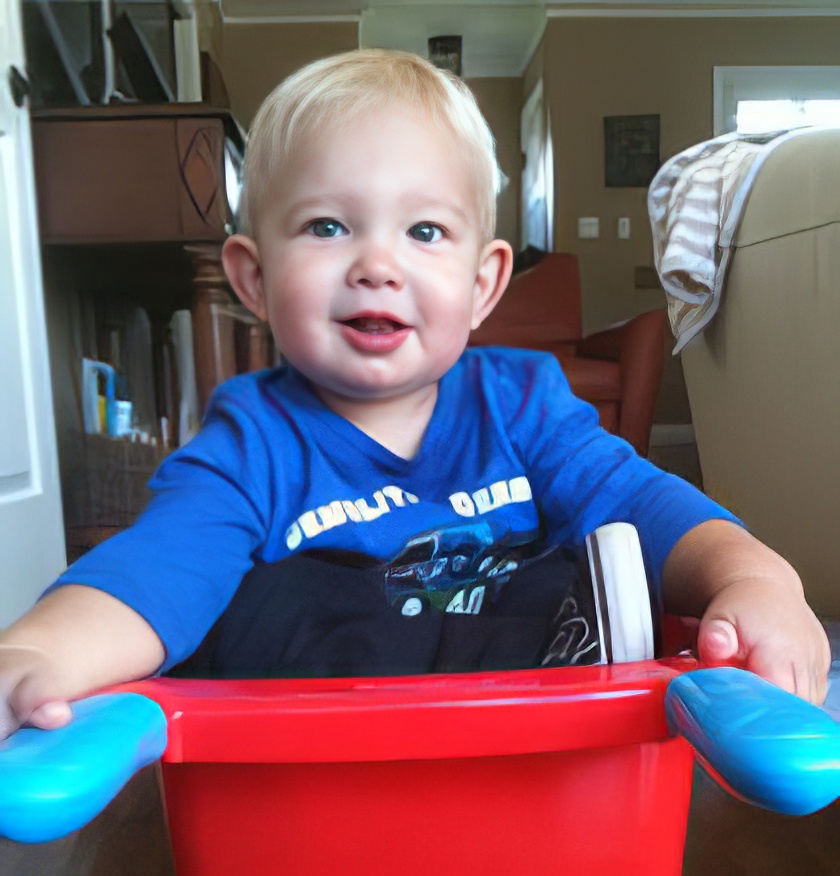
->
<box><xmin>32</xmin><ymin>105</ymin><xmax>240</xmax><ymax>244</ymax></box>
<box><xmin>30</xmin><ymin>105</ymin><xmax>271</xmax><ymax>560</ymax></box>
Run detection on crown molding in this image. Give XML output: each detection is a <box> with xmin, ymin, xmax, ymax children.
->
<box><xmin>220</xmin><ymin>13</ymin><xmax>362</xmax><ymax>23</ymax></box>
<box><xmin>546</xmin><ymin>3</ymin><xmax>840</xmax><ymax>16</ymax></box>
<box><xmin>516</xmin><ymin>17</ymin><xmax>548</xmax><ymax>77</ymax></box>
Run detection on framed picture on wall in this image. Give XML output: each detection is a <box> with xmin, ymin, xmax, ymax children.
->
<box><xmin>604</xmin><ymin>114</ymin><xmax>660</xmax><ymax>187</ymax></box>
<box><xmin>428</xmin><ymin>35</ymin><xmax>462</xmax><ymax>77</ymax></box>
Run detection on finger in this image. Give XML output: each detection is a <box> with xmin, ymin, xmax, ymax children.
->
<box><xmin>26</xmin><ymin>701</ymin><xmax>73</xmax><ymax>731</ymax></box>
<box><xmin>795</xmin><ymin>628</ymin><xmax>831</xmax><ymax>704</ymax></box>
<box><xmin>747</xmin><ymin>653</ymin><xmax>796</xmax><ymax>697</ymax></box>
<box><xmin>0</xmin><ymin>690</ymin><xmax>23</xmax><ymax>740</ymax></box>
<box><xmin>808</xmin><ymin>652</ymin><xmax>830</xmax><ymax>705</ymax></box>
<box><xmin>698</xmin><ymin>617</ymin><xmax>740</xmax><ymax>665</ymax></box>
<box><xmin>810</xmin><ymin>671</ymin><xmax>823</xmax><ymax>706</ymax></box>
<box><xmin>816</xmin><ymin>632</ymin><xmax>832</xmax><ymax>704</ymax></box>
<box><xmin>0</xmin><ymin>699</ymin><xmax>72</xmax><ymax>739</ymax></box>
<box><xmin>0</xmin><ymin>711</ymin><xmax>20</xmax><ymax>741</ymax></box>
<box><xmin>815</xmin><ymin>670</ymin><xmax>829</xmax><ymax>705</ymax></box>
<box><xmin>8</xmin><ymin>673</ymin><xmax>73</xmax><ymax>733</ymax></box>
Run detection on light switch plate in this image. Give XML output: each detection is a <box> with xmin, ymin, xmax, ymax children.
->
<box><xmin>578</xmin><ymin>217</ymin><xmax>599</xmax><ymax>239</ymax></box>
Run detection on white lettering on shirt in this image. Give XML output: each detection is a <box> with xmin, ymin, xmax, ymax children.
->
<box><xmin>284</xmin><ymin>485</ymin><xmax>419</xmax><ymax>549</ymax></box>
<box><xmin>283</xmin><ymin>478</ymin><xmax>530</xmax><ymax>550</ymax></box>
<box><xmin>449</xmin><ymin>476</ymin><xmax>532</xmax><ymax>518</ymax></box>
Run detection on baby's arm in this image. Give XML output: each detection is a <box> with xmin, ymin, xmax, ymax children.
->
<box><xmin>0</xmin><ymin>586</ymin><xmax>164</xmax><ymax>739</ymax></box>
<box><xmin>663</xmin><ymin>519</ymin><xmax>831</xmax><ymax>704</ymax></box>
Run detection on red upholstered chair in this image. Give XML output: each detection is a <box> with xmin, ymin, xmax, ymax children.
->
<box><xmin>469</xmin><ymin>252</ymin><xmax>666</xmax><ymax>457</ymax></box>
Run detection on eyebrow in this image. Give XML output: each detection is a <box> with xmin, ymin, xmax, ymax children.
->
<box><xmin>284</xmin><ymin>194</ymin><xmax>474</xmax><ymax>228</ymax></box>
<box><xmin>410</xmin><ymin>199</ymin><xmax>473</xmax><ymax>225</ymax></box>
<box><xmin>284</xmin><ymin>195</ymin><xmax>343</xmax><ymax>216</ymax></box>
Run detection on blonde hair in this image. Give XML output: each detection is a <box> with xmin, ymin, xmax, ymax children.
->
<box><xmin>239</xmin><ymin>49</ymin><xmax>500</xmax><ymax>242</ymax></box>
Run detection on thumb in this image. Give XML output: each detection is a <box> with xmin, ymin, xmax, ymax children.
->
<box><xmin>0</xmin><ymin>700</ymin><xmax>72</xmax><ymax>741</ymax></box>
<box><xmin>8</xmin><ymin>675</ymin><xmax>74</xmax><ymax>735</ymax></box>
<box><xmin>27</xmin><ymin>700</ymin><xmax>73</xmax><ymax>731</ymax></box>
<box><xmin>698</xmin><ymin>617</ymin><xmax>741</xmax><ymax>665</ymax></box>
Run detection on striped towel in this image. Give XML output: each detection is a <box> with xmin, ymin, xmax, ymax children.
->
<box><xmin>648</xmin><ymin>129</ymin><xmax>794</xmax><ymax>354</ymax></box>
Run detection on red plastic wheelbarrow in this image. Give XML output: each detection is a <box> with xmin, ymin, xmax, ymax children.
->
<box><xmin>3</xmin><ymin>659</ymin><xmax>840</xmax><ymax>876</ymax></box>
<box><xmin>3</xmin><ymin>524</ymin><xmax>839</xmax><ymax>874</ymax></box>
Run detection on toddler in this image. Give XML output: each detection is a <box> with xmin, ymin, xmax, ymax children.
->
<box><xmin>0</xmin><ymin>50</ymin><xmax>829</xmax><ymax>739</ymax></box>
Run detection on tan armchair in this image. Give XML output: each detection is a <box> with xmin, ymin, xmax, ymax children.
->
<box><xmin>677</xmin><ymin>127</ymin><xmax>840</xmax><ymax>618</ymax></box>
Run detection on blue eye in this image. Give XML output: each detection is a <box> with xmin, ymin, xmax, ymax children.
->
<box><xmin>308</xmin><ymin>219</ymin><xmax>347</xmax><ymax>238</ymax></box>
<box><xmin>408</xmin><ymin>223</ymin><xmax>444</xmax><ymax>243</ymax></box>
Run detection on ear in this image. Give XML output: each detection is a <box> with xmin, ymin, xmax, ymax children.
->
<box><xmin>221</xmin><ymin>234</ymin><xmax>268</xmax><ymax>321</ymax></box>
<box><xmin>470</xmin><ymin>239</ymin><xmax>514</xmax><ymax>330</ymax></box>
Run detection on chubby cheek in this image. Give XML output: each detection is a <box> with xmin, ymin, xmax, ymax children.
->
<box><xmin>262</xmin><ymin>281</ymin><xmax>325</xmax><ymax>359</ymax></box>
<box><xmin>268</xmin><ymin>297</ymin><xmax>321</xmax><ymax>352</ymax></box>
<box><xmin>423</xmin><ymin>277</ymin><xmax>479</xmax><ymax>334</ymax></box>
<box><xmin>422</xmin><ymin>305</ymin><xmax>476</xmax><ymax>369</ymax></box>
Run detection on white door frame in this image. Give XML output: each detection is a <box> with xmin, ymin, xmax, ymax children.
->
<box><xmin>0</xmin><ymin>0</ymin><xmax>66</xmax><ymax>626</ymax></box>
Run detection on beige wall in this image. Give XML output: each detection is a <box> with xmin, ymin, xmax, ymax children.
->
<box><xmin>542</xmin><ymin>16</ymin><xmax>840</xmax><ymax>333</ymax></box>
<box><xmin>218</xmin><ymin>26</ymin><xmax>521</xmax><ymax>247</ymax></box>
<box><xmin>214</xmin><ymin>15</ymin><xmax>840</xmax><ymax>335</ymax></box>
<box><xmin>220</xmin><ymin>22</ymin><xmax>360</xmax><ymax>128</ymax></box>
<box><xmin>466</xmin><ymin>77</ymin><xmax>522</xmax><ymax>247</ymax></box>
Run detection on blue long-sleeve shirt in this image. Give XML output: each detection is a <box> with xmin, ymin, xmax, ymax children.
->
<box><xmin>52</xmin><ymin>347</ymin><xmax>738</xmax><ymax>669</ymax></box>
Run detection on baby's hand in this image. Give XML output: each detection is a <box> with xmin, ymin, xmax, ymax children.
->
<box><xmin>0</xmin><ymin>645</ymin><xmax>73</xmax><ymax>740</ymax></box>
<box><xmin>664</xmin><ymin>520</ymin><xmax>831</xmax><ymax>705</ymax></box>
<box><xmin>696</xmin><ymin>577</ymin><xmax>830</xmax><ymax>705</ymax></box>
<box><xmin>0</xmin><ymin>586</ymin><xmax>165</xmax><ymax>741</ymax></box>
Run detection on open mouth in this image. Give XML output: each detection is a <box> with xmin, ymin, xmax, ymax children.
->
<box><xmin>341</xmin><ymin>317</ymin><xmax>408</xmax><ymax>335</ymax></box>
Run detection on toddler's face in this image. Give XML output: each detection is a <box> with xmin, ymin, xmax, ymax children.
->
<box><xmin>229</xmin><ymin>104</ymin><xmax>508</xmax><ymax>410</ymax></box>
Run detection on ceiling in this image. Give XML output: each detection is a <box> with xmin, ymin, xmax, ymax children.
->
<box><xmin>217</xmin><ymin>1</ymin><xmax>840</xmax><ymax>77</ymax></box>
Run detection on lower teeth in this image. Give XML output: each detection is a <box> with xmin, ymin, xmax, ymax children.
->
<box><xmin>353</xmin><ymin>319</ymin><xmax>397</xmax><ymax>334</ymax></box>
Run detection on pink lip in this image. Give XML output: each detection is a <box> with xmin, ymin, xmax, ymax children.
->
<box><xmin>337</xmin><ymin>312</ymin><xmax>412</xmax><ymax>353</ymax></box>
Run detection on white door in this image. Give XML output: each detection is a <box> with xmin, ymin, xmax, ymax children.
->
<box><xmin>0</xmin><ymin>0</ymin><xmax>66</xmax><ymax>627</ymax></box>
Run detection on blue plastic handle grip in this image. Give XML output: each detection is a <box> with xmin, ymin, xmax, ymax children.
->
<box><xmin>666</xmin><ymin>666</ymin><xmax>840</xmax><ymax>815</ymax></box>
<box><xmin>0</xmin><ymin>693</ymin><xmax>167</xmax><ymax>843</ymax></box>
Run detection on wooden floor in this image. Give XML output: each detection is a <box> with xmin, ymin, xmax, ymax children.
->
<box><xmin>684</xmin><ymin>766</ymin><xmax>840</xmax><ymax>876</ymax></box>
<box><xmin>0</xmin><ymin>766</ymin><xmax>174</xmax><ymax>876</ymax></box>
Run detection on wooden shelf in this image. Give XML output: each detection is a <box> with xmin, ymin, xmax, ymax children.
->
<box><xmin>31</xmin><ymin>105</ymin><xmax>242</xmax><ymax>245</ymax></box>
<box><xmin>31</xmin><ymin>106</ymin><xmax>250</xmax><ymax>555</ymax></box>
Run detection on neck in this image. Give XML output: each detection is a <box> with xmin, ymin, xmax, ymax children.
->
<box><xmin>317</xmin><ymin>384</ymin><xmax>439</xmax><ymax>460</ymax></box>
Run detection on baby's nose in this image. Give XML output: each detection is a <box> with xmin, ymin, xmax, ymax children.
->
<box><xmin>347</xmin><ymin>243</ymin><xmax>405</xmax><ymax>290</ymax></box>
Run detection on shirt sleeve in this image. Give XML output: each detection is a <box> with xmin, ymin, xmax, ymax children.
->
<box><xmin>47</xmin><ymin>381</ymin><xmax>273</xmax><ymax>670</ymax></box>
<box><xmin>499</xmin><ymin>351</ymin><xmax>741</xmax><ymax>587</ymax></box>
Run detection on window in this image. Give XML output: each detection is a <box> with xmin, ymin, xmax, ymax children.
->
<box><xmin>520</xmin><ymin>80</ymin><xmax>553</xmax><ymax>252</ymax></box>
<box><xmin>714</xmin><ymin>66</ymin><xmax>840</xmax><ymax>135</ymax></box>
<box><xmin>735</xmin><ymin>99</ymin><xmax>840</xmax><ymax>134</ymax></box>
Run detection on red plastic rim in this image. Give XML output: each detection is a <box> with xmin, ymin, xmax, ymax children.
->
<box><xmin>118</xmin><ymin>658</ymin><xmax>695</xmax><ymax>764</ymax></box>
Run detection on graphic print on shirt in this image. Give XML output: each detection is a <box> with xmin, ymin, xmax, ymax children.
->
<box><xmin>281</xmin><ymin>475</ymin><xmax>540</xmax><ymax>617</ymax></box>
<box><xmin>383</xmin><ymin>519</ymin><xmax>540</xmax><ymax>616</ymax></box>
<box><xmin>284</xmin><ymin>476</ymin><xmax>534</xmax><ymax>551</ymax></box>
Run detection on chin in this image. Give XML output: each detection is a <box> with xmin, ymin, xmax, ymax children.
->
<box><xmin>325</xmin><ymin>375</ymin><xmax>437</xmax><ymax>404</ymax></box>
